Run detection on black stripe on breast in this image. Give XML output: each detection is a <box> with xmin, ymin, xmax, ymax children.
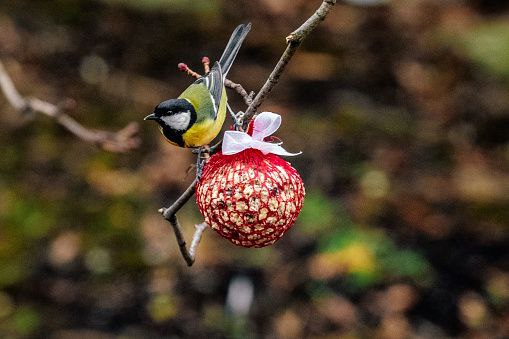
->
<box><xmin>162</xmin><ymin>128</ymin><xmax>182</xmax><ymax>146</ymax></box>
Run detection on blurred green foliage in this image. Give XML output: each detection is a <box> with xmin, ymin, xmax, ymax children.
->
<box><xmin>305</xmin><ymin>197</ymin><xmax>432</xmax><ymax>289</ymax></box>
<box><xmin>298</xmin><ymin>191</ymin><xmax>337</xmax><ymax>235</ymax></box>
<box><xmin>460</xmin><ymin>22</ymin><xmax>509</xmax><ymax>78</ymax></box>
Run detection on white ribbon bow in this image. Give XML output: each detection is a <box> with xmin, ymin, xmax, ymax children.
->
<box><xmin>222</xmin><ymin>112</ymin><xmax>301</xmax><ymax>156</ymax></box>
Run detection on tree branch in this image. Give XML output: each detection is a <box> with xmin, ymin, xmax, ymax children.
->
<box><xmin>160</xmin><ymin>1</ymin><xmax>336</xmax><ymax>265</ymax></box>
<box><xmin>225</xmin><ymin>79</ymin><xmax>254</xmax><ymax>106</ymax></box>
<box><xmin>0</xmin><ymin>60</ymin><xmax>140</xmax><ymax>153</ymax></box>
<box><xmin>158</xmin><ymin>179</ymin><xmax>199</xmax><ymax>266</ymax></box>
<box><xmin>189</xmin><ymin>222</ymin><xmax>207</xmax><ymax>260</ymax></box>
<box><xmin>241</xmin><ymin>0</ymin><xmax>336</xmax><ymax>125</ymax></box>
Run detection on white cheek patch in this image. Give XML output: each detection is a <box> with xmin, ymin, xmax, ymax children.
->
<box><xmin>161</xmin><ymin>111</ymin><xmax>191</xmax><ymax>131</ymax></box>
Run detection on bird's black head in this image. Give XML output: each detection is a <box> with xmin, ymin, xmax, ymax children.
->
<box><xmin>144</xmin><ymin>98</ymin><xmax>197</xmax><ymax>146</ymax></box>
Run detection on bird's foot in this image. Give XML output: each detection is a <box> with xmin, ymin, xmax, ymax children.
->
<box><xmin>234</xmin><ymin>111</ymin><xmax>244</xmax><ymax>129</ymax></box>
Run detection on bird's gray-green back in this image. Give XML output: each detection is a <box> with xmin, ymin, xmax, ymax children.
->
<box><xmin>178</xmin><ymin>81</ymin><xmax>215</xmax><ymax>122</ymax></box>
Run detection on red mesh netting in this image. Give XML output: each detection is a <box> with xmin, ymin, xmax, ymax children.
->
<box><xmin>196</xmin><ymin>149</ymin><xmax>305</xmax><ymax>247</ymax></box>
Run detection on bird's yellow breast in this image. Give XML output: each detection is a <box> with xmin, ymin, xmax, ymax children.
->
<box><xmin>182</xmin><ymin>119</ymin><xmax>220</xmax><ymax>147</ymax></box>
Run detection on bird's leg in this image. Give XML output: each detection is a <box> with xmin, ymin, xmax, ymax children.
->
<box><xmin>195</xmin><ymin>149</ymin><xmax>202</xmax><ymax>176</ymax></box>
<box><xmin>194</xmin><ymin>148</ymin><xmax>205</xmax><ymax>181</ymax></box>
<box><xmin>193</xmin><ymin>145</ymin><xmax>210</xmax><ymax>181</ymax></box>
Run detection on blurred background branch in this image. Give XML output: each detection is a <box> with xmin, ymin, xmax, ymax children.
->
<box><xmin>0</xmin><ymin>59</ymin><xmax>140</xmax><ymax>153</ymax></box>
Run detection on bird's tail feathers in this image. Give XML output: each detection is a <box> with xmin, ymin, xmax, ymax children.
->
<box><xmin>219</xmin><ymin>23</ymin><xmax>251</xmax><ymax>77</ymax></box>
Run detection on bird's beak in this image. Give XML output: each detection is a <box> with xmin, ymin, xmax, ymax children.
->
<box><xmin>144</xmin><ymin>113</ymin><xmax>157</xmax><ymax>121</ymax></box>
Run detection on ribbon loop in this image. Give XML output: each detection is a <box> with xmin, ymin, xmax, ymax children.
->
<box><xmin>222</xmin><ymin>112</ymin><xmax>301</xmax><ymax>156</ymax></box>
<box><xmin>252</xmin><ymin>112</ymin><xmax>281</xmax><ymax>141</ymax></box>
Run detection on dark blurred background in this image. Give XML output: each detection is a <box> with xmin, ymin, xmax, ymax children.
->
<box><xmin>0</xmin><ymin>0</ymin><xmax>508</xmax><ymax>338</ymax></box>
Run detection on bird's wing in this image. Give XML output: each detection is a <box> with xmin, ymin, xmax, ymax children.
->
<box><xmin>195</xmin><ymin>61</ymin><xmax>223</xmax><ymax>119</ymax></box>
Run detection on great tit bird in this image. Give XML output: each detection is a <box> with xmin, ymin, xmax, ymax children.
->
<box><xmin>144</xmin><ymin>23</ymin><xmax>251</xmax><ymax>148</ymax></box>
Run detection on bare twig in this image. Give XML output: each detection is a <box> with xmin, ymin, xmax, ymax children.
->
<box><xmin>0</xmin><ymin>60</ymin><xmax>140</xmax><ymax>152</ymax></box>
<box><xmin>202</xmin><ymin>56</ymin><xmax>210</xmax><ymax>74</ymax></box>
<box><xmin>168</xmin><ymin>214</ymin><xmax>194</xmax><ymax>265</ymax></box>
<box><xmin>226</xmin><ymin>80</ymin><xmax>253</xmax><ymax>106</ymax></box>
<box><xmin>189</xmin><ymin>222</ymin><xmax>208</xmax><ymax>260</ymax></box>
<box><xmin>177</xmin><ymin>61</ymin><xmax>253</xmax><ymax>106</ymax></box>
<box><xmin>158</xmin><ymin>179</ymin><xmax>198</xmax><ymax>266</ymax></box>
<box><xmin>178</xmin><ymin>62</ymin><xmax>201</xmax><ymax>79</ymax></box>
<box><xmin>165</xmin><ymin>219</ymin><xmax>206</xmax><ymax>267</ymax></box>
<box><xmin>241</xmin><ymin>0</ymin><xmax>336</xmax><ymax>125</ymax></box>
<box><xmin>225</xmin><ymin>79</ymin><xmax>254</xmax><ymax>106</ymax></box>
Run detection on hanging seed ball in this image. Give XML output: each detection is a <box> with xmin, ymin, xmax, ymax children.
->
<box><xmin>196</xmin><ymin>149</ymin><xmax>305</xmax><ymax>247</ymax></box>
